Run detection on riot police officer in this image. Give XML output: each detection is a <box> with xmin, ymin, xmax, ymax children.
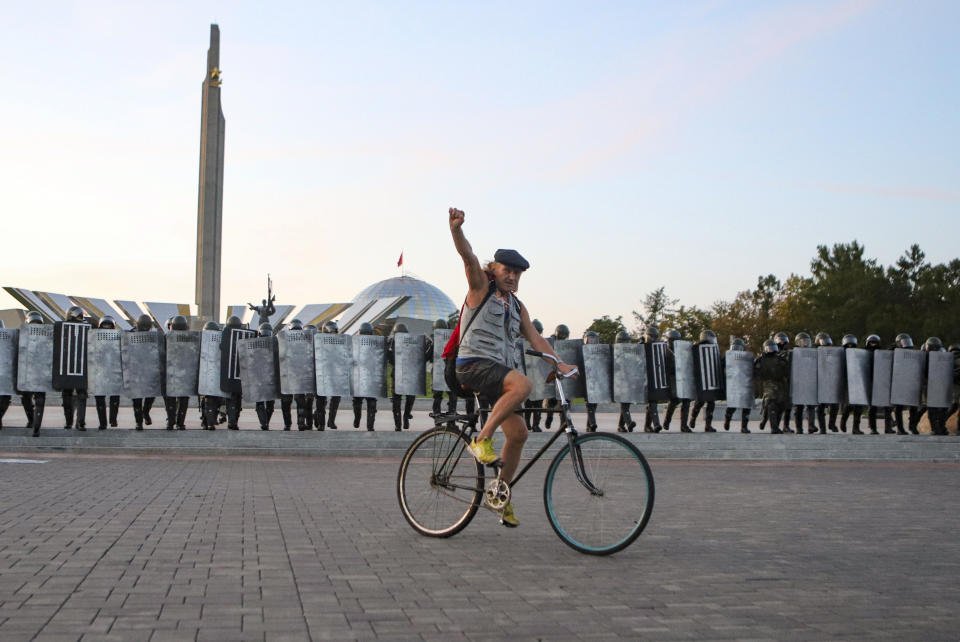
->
<box><xmin>254</xmin><ymin>322</ymin><xmax>276</xmax><ymax>430</ymax></box>
<box><xmin>663</xmin><ymin>329</ymin><xmax>693</xmax><ymax>432</ymax></box>
<box><xmin>165</xmin><ymin>315</ymin><xmax>191</xmax><ymax>430</ymax></box>
<box><xmin>93</xmin><ymin>316</ymin><xmax>121</xmax><ymax>430</ymax></box>
<box><xmin>949</xmin><ymin>343</ymin><xmax>960</xmax><ymax>424</ymax></box>
<box><xmin>222</xmin><ymin>315</ymin><xmax>246</xmax><ymax>431</ymax></box>
<box><xmin>315</xmin><ymin>320</ymin><xmax>342</xmax><ymax>430</ymax></box>
<box><xmin>759</xmin><ymin>332</ymin><xmax>792</xmax><ymax>432</ymax></box>
<box><xmin>789</xmin><ymin>332</ymin><xmax>816</xmax><ymax>434</ymax></box>
<box><xmin>723</xmin><ymin>338</ymin><xmax>752</xmax><ymax>432</ymax></box>
<box><xmin>543</xmin><ymin>324</ymin><xmax>570</xmax><ymax>430</ymax></box>
<box><xmin>352</xmin><ymin>322</ymin><xmax>379</xmax><ymax>431</ymax></box>
<box><xmin>689</xmin><ymin>329</ymin><xmax>719</xmax><ymax>432</ymax></box>
<box><xmin>642</xmin><ymin>326</ymin><xmax>664</xmax><ymax>433</ymax></box>
<box><xmin>131</xmin><ymin>314</ymin><xmax>157</xmax><ymax>430</ymax></box>
<box><xmin>199</xmin><ymin>321</ymin><xmax>224</xmax><ymax>430</ymax></box>
<box><xmin>838</xmin><ymin>334</ymin><xmax>865</xmax><ymax>434</ymax></box>
<box><xmin>814</xmin><ymin>332</ymin><xmax>840</xmax><ymax>434</ymax></box>
<box><xmin>59</xmin><ymin>306</ymin><xmax>89</xmax><ymax>431</ymax></box>
<box><xmin>615</xmin><ymin>330</ymin><xmax>638</xmax><ymax>432</ymax></box>
<box><xmin>754</xmin><ymin>340</ymin><xmax>789</xmax><ymax>433</ymax></box>
<box><xmin>278</xmin><ymin>318</ymin><xmax>309</xmax><ymax>431</ymax></box>
<box><xmin>522</xmin><ymin>319</ymin><xmax>545</xmax><ymax>432</ymax></box>
<box><xmin>19</xmin><ymin>312</ymin><xmax>47</xmax><ymax>436</ymax></box>
<box><xmin>893</xmin><ymin>333</ymin><xmax>919</xmax><ymax>435</ymax></box>
<box><xmin>920</xmin><ymin>337</ymin><xmax>948</xmax><ymax>435</ymax></box>
<box><xmin>582</xmin><ymin>330</ymin><xmax>601</xmax><ymax>432</ymax></box>
<box><xmin>431</xmin><ymin>318</ymin><xmax>459</xmax><ymax>421</ymax></box>
<box><xmin>863</xmin><ymin>334</ymin><xmax>893</xmax><ymax>434</ymax></box>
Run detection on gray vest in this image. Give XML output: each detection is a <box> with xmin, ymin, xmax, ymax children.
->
<box><xmin>458</xmin><ymin>291</ymin><xmax>522</xmax><ymax>368</ymax></box>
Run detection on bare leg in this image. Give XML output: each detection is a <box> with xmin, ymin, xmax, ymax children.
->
<box><xmin>477</xmin><ymin>370</ymin><xmax>532</xmax><ymax>443</ymax></box>
<box><xmin>498</xmin><ymin>413</ymin><xmax>529</xmax><ymax>483</ymax></box>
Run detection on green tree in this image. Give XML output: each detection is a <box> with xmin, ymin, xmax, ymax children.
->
<box><xmin>632</xmin><ymin>287</ymin><xmax>676</xmax><ymax>335</ymax></box>
<box><xmin>586</xmin><ymin>315</ymin><xmax>627</xmax><ymax>345</ymax></box>
<box><xmin>660</xmin><ymin>305</ymin><xmax>712</xmax><ymax>342</ymax></box>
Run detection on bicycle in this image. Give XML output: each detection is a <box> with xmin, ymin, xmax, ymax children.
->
<box><xmin>397</xmin><ymin>349</ymin><xmax>655</xmax><ymax>555</ymax></box>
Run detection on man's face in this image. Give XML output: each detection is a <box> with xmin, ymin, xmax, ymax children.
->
<box><xmin>492</xmin><ymin>262</ymin><xmax>523</xmax><ymax>293</ymax></box>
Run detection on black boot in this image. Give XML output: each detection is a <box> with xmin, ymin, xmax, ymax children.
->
<box><xmin>680</xmin><ymin>402</ymin><xmax>693</xmax><ymax>433</ymax></box>
<box><xmin>328</xmin><ymin>396</ymin><xmax>340</xmax><ymax>430</ymax></box>
<box><xmin>689</xmin><ymin>403</ymin><xmax>701</xmax><ymax>430</ymax></box>
<box><xmin>353</xmin><ymin>398</ymin><xmax>362</xmax><ymax>428</ymax></box>
<box><xmin>176</xmin><ymin>399</ymin><xmax>188</xmax><ymax>430</ymax></box>
<box><xmin>133</xmin><ymin>399</ymin><xmax>144</xmax><ymax>430</ymax></box>
<box><xmin>109</xmin><ymin>396</ymin><xmax>119</xmax><ymax>427</ymax></box>
<box><xmin>366</xmin><ymin>399</ymin><xmax>377</xmax><ymax>431</ymax></box>
<box><xmin>63</xmin><ymin>394</ymin><xmax>74</xmax><ymax>430</ymax></box>
<box><xmin>0</xmin><ymin>396</ymin><xmax>8</xmax><ymax>430</ymax></box>
<box><xmin>281</xmin><ymin>396</ymin><xmax>293</xmax><ymax>430</ymax></box>
<box><xmin>32</xmin><ymin>395</ymin><xmax>45</xmax><ymax>436</ymax></box>
<box><xmin>402</xmin><ymin>396</ymin><xmax>413</xmax><ymax>430</ymax></box>
<box><xmin>143</xmin><ymin>397</ymin><xmax>154</xmax><ymax>425</ymax></box>
<box><xmin>96</xmin><ymin>397</ymin><xmax>108</xmax><ymax>430</ymax></box>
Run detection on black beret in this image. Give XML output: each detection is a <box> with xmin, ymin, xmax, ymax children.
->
<box><xmin>494</xmin><ymin>249</ymin><xmax>530</xmax><ymax>271</ymax></box>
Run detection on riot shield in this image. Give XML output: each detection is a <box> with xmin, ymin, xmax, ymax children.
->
<box><xmin>890</xmin><ymin>348</ymin><xmax>924</xmax><ymax>407</ymax></box>
<box><xmin>315</xmin><ymin>333</ymin><xmax>352</xmax><ymax>397</ymax></box>
<box><xmin>17</xmin><ymin>324</ymin><xmax>54</xmax><ymax>393</ymax></box>
<box><xmin>352</xmin><ymin>335</ymin><xmax>387</xmax><ymax>398</ymax></box>
<box><xmin>238</xmin><ymin>336</ymin><xmax>279</xmax><ymax>403</ymax></box>
<box><xmin>165</xmin><ymin>330</ymin><xmax>201</xmax><ymax>397</ymax></box>
<box><xmin>87</xmin><ymin>329</ymin><xmax>123</xmax><ymax>396</ymax></box>
<box><xmin>0</xmin><ymin>328</ymin><xmax>19</xmax><ymax>396</ymax></box>
<box><xmin>394</xmin><ymin>334</ymin><xmax>427</xmax><ymax>396</ymax></box>
<box><xmin>672</xmin><ymin>340</ymin><xmax>696</xmax><ymax>400</ymax></box>
<box><xmin>278</xmin><ymin>330</ymin><xmax>316</xmax><ymax>395</ymax></box>
<box><xmin>220</xmin><ymin>328</ymin><xmax>256</xmax><ymax>393</ymax></box>
<box><xmin>645</xmin><ymin>342</ymin><xmax>671</xmax><ymax>401</ymax></box>
<box><xmin>121</xmin><ymin>331</ymin><xmax>163</xmax><ymax>399</ymax></box>
<box><xmin>198</xmin><ymin>330</ymin><xmax>226</xmax><ymax>397</ymax></box>
<box><xmin>925</xmin><ymin>351</ymin><xmax>953</xmax><ymax>409</ymax></box>
<box><xmin>844</xmin><ymin>348</ymin><xmax>872</xmax><ymax>406</ymax></box>
<box><xmin>870</xmin><ymin>350</ymin><xmax>893</xmax><ymax>408</ymax></box>
<box><xmin>524</xmin><ymin>340</ymin><xmax>553</xmax><ymax>401</ymax></box>
<box><xmin>554</xmin><ymin>339</ymin><xmax>585</xmax><ymax>400</ymax></box>
<box><xmin>789</xmin><ymin>347</ymin><xmax>818</xmax><ymax>406</ymax></box>
<box><xmin>52</xmin><ymin>321</ymin><xmax>89</xmax><ymax>390</ymax></box>
<box><xmin>613</xmin><ymin>343</ymin><xmax>647</xmax><ymax>403</ymax></box>
<box><xmin>581</xmin><ymin>344</ymin><xmax>612</xmax><ymax>403</ymax></box>
<box><xmin>694</xmin><ymin>343</ymin><xmax>723</xmax><ymax>402</ymax></box>
<box><xmin>432</xmin><ymin>329</ymin><xmax>453</xmax><ymax>393</ymax></box>
<box><xmin>725</xmin><ymin>350</ymin><xmax>755</xmax><ymax>410</ymax></box>
<box><xmin>817</xmin><ymin>346</ymin><xmax>845</xmax><ymax>404</ymax></box>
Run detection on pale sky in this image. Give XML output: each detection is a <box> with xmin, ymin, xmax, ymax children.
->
<box><xmin>1</xmin><ymin>1</ymin><xmax>957</xmax><ymax>336</ymax></box>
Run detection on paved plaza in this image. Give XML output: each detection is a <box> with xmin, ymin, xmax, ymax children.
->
<box><xmin>0</xmin><ymin>455</ymin><xmax>957</xmax><ymax>641</ymax></box>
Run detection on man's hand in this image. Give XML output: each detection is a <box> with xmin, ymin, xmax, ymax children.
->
<box><xmin>558</xmin><ymin>362</ymin><xmax>579</xmax><ymax>378</ymax></box>
<box><xmin>449</xmin><ymin>208</ymin><xmax>465</xmax><ymax>231</ymax></box>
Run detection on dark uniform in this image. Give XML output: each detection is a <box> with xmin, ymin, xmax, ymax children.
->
<box><xmin>582</xmin><ymin>331</ymin><xmax>600</xmax><ymax>432</ymax></box>
<box><xmin>919</xmin><ymin>337</ymin><xmax>948</xmax><ymax>435</ymax></box>
<box><xmin>523</xmin><ymin>319</ymin><xmax>545</xmax><ymax>432</ymax></box>
<box><xmin>254</xmin><ymin>322</ymin><xmax>276</xmax><ymax>430</ymax></box>
<box><xmin>663</xmin><ymin>329</ymin><xmax>692</xmax><ymax>432</ymax></box>
<box><xmin>642</xmin><ymin>327</ymin><xmax>664</xmax><ymax>433</ymax></box>
<box><xmin>689</xmin><ymin>330</ymin><xmax>719</xmax><ymax>432</ymax></box>
<box><xmin>791</xmin><ymin>332</ymin><xmax>817</xmax><ymax>434</ymax></box>
<box><xmin>278</xmin><ymin>318</ymin><xmax>310</xmax><ymax>431</ymax></box>
<box><xmin>614</xmin><ymin>330</ymin><xmax>638</xmax><ymax>433</ymax></box>
<box><xmin>754</xmin><ymin>340</ymin><xmax>789</xmax><ymax>433</ymax></box>
<box><xmin>18</xmin><ymin>312</ymin><xmax>48</xmax><ymax>435</ymax></box>
<box><xmin>814</xmin><ymin>332</ymin><xmax>840</xmax><ymax>433</ymax></box>
<box><xmin>221</xmin><ymin>316</ymin><xmax>247</xmax><ymax>431</ymax></box>
<box><xmin>165</xmin><ymin>315</ymin><xmax>192</xmax><ymax>430</ymax></box>
<box><xmin>93</xmin><ymin>316</ymin><xmax>121</xmax><ymax>430</ymax></box>
<box><xmin>543</xmin><ymin>324</ymin><xmax>570</xmax><ymax>430</ymax></box>
<box><xmin>199</xmin><ymin>321</ymin><xmax>224</xmax><ymax>430</ymax></box>
<box><xmin>722</xmin><ymin>338</ymin><xmax>753</xmax><ymax>433</ymax></box>
<box><xmin>839</xmin><ymin>334</ymin><xmax>864</xmax><ymax>434</ymax></box>
<box><xmin>130</xmin><ymin>314</ymin><xmax>157</xmax><ymax>430</ymax></box>
<box><xmin>863</xmin><ymin>334</ymin><xmax>893</xmax><ymax>434</ymax></box>
<box><xmin>56</xmin><ymin>306</ymin><xmax>89</xmax><ymax>431</ymax></box>
<box><xmin>315</xmin><ymin>320</ymin><xmax>343</xmax><ymax>430</ymax></box>
<box><xmin>892</xmin><ymin>333</ymin><xmax>919</xmax><ymax>435</ymax></box>
<box><xmin>351</xmin><ymin>322</ymin><xmax>379</xmax><ymax>431</ymax></box>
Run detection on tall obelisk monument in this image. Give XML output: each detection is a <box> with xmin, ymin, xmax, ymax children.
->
<box><xmin>195</xmin><ymin>24</ymin><xmax>225</xmax><ymax>322</ymax></box>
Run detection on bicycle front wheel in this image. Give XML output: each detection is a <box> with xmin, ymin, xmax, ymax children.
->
<box><xmin>544</xmin><ymin>433</ymin><xmax>655</xmax><ymax>555</ymax></box>
<box><xmin>397</xmin><ymin>427</ymin><xmax>484</xmax><ymax>537</ymax></box>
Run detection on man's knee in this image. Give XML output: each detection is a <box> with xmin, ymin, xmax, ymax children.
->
<box><xmin>504</xmin><ymin>371</ymin><xmax>532</xmax><ymax>399</ymax></box>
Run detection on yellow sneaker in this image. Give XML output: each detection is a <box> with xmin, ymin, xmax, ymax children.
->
<box><xmin>501</xmin><ymin>502</ymin><xmax>518</xmax><ymax>528</ymax></box>
<box><xmin>468</xmin><ymin>437</ymin><xmax>498</xmax><ymax>464</ymax></box>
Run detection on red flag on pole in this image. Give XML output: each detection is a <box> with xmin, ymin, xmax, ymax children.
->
<box><xmin>397</xmin><ymin>251</ymin><xmax>404</xmax><ymax>267</ymax></box>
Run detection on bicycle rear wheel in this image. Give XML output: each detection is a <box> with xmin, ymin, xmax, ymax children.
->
<box><xmin>397</xmin><ymin>426</ymin><xmax>484</xmax><ymax>537</ymax></box>
<box><xmin>543</xmin><ymin>433</ymin><xmax>654</xmax><ymax>555</ymax></box>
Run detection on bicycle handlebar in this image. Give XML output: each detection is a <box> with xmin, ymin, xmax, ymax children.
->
<box><xmin>525</xmin><ymin>349</ymin><xmax>579</xmax><ymax>379</ymax></box>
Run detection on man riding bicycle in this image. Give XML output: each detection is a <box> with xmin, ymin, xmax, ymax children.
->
<box><xmin>449</xmin><ymin>207</ymin><xmax>578</xmax><ymax>527</ymax></box>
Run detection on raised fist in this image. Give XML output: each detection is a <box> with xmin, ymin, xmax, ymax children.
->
<box><xmin>449</xmin><ymin>207</ymin><xmax>465</xmax><ymax>231</ymax></box>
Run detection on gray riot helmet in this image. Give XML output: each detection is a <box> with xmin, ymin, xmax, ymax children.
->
<box><xmin>358</xmin><ymin>322</ymin><xmax>375</xmax><ymax>335</ymax></box>
<box><xmin>762</xmin><ymin>339</ymin><xmax>779</xmax><ymax>354</ymax></box>
<box><xmin>258</xmin><ymin>322</ymin><xmax>273</xmax><ymax>337</ymax></box>
<box><xmin>895</xmin><ymin>333</ymin><xmax>914</xmax><ymax>349</ymax></box>
<box><xmin>171</xmin><ymin>315</ymin><xmax>189</xmax><ymax>331</ymax></box>
<box><xmin>391</xmin><ymin>322</ymin><xmax>409</xmax><ymax>336</ymax></box>
<box><xmin>433</xmin><ymin>318</ymin><xmax>448</xmax><ymax>330</ymax></box>
<box><xmin>615</xmin><ymin>330</ymin><xmax>632</xmax><ymax>344</ymax></box>
<box><xmin>583</xmin><ymin>331</ymin><xmax>600</xmax><ymax>345</ymax></box>
<box><xmin>98</xmin><ymin>316</ymin><xmax>116</xmax><ymax>330</ymax></box>
<box><xmin>532</xmin><ymin>319</ymin><xmax>544</xmax><ymax>334</ymax></box>
<box><xmin>26</xmin><ymin>311</ymin><xmax>44</xmax><ymax>325</ymax></box>
<box><xmin>304</xmin><ymin>324</ymin><xmax>318</xmax><ymax>334</ymax></box>
<box><xmin>865</xmin><ymin>334</ymin><xmax>881</xmax><ymax>348</ymax></box>
<box><xmin>773</xmin><ymin>331</ymin><xmax>790</xmax><ymax>347</ymax></box>
<box><xmin>923</xmin><ymin>337</ymin><xmax>943</xmax><ymax>352</ymax></box>
<box><xmin>794</xmin><ymin>332</ymin><xmax>812</xmax><ymax>348</ymax></box>
<box><xmin>204</xmin><ymin>321</ymin><xmax>220</xmax><ymax>331</ymax></box>
<box><xmin>135</xmin><ymin>314</ymin><xmax>153</xmax><ymax>331</ymax></box>
<box><xmin>841</xmin><ymin>334</ymin><xmax>857</xmax><ymax>348</ymax></box>
<box><xmin>554</xmin><ymin>324</ymin><xmax>570</xmax><ymax>340</ymax></box>
<box><xmin>322</xmin><ymin>320</ymin><xmax>339</xmax><ymax>334</ymax></box>
<box><xmin>644</xmin><ymin>326</ymin><xmax>660</xmax><ymax>342</ymax></box>
<box><xmin>65</xmin><ymin>305</ymin><xmax>84</xmax><ymax>322</ymax></box>
<box><xmin>815</xmin><ymin>332</ymin><xmax>833</xmax><ymax>347</ymax></box>
<box><xmin>948</xmin><ymin>344</ymin><xmax>960</xmax><ymax>354</ymax></box>
<box><xmin>699</xmin><ymin>329</ymin><xmax>718</xmax><ymax>345</ymax></box>
<box><xmin>288</xmin><ymin>318</ymin><xmax>303</xmax><ymax>331</ymax></box>
<box><xmin>731</xmin><ymin>338</ymin><xmax>747</xmax><ymax>352</ymax></box>
<box><xmin>665</xmin><ymin>329</ymin><xmax>681</xmax><ymax>347</ymax></box>
<box><xmin>226</xmin><ymin>315</ymin><xmax>242</xmax><ymax>329</ymax></box>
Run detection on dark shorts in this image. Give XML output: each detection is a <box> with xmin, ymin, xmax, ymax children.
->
<box><xmin>455</xmin><ymin>358</ymin><xmax>513</xmax><ymax>402</ymax></box>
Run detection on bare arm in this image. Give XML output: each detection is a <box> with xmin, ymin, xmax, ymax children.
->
<box><xmin>518</xmin><ymin>302</ymin><xmax>578</xmax><ymax>377</ymax></box>
<box><xmin>449</xmin><ymin>208</ymin><xmax>488</xmax><ymax>308</ymax></box>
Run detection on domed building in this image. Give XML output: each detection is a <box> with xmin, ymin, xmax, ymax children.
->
<box><xmin>351</xmin><ymin>276</ymin><xmax>458</xmax><ymax>335</ymax></box>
